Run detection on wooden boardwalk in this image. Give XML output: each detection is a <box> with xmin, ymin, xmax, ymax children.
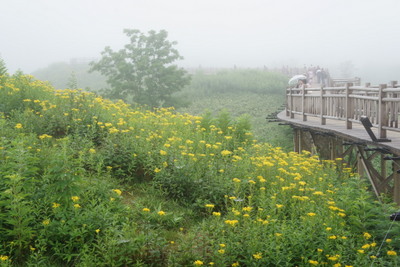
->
<box><xmin>279</xmin><ymin>80</ymin><xmax>400</xmax><ymax>204</ymax></box>
<box><xmin>277</xmin><ymin>110</ymin><xmax>400</xmax><ymax>155</ymax></box>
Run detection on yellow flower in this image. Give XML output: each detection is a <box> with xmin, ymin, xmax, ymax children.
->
<box><xmin>221</xmin><ymin>150</ymin><xmax>232</xmax><ymax>156</ymax></box>
<box><xmin>224</xmin><ymin>219</ymin><xmax>239</xmax><ymax>226</ymax></box>
<box><xmin>42</xmin><ymin>219</ymin><xmax>50</xmax><ymax>225</ymax></box>
<box><xmin>387</xmin><ymin>250</ymin><xmax>397</xmax><ymax>256</ymax></box>
<box><xmin>15</xmin><ymin>123</ymin><xmax>23</xmax><ymax>129</ymax></box>
<box><xmin>363</xmin><ymin>232</ymin><xmax>372</xmax><ymax>239</ymax></box>
<box><xmin>212</xmin><ymin>212</ymin><xmax>221</xmax><ymax>216</ymax></box>
<box><xmin>219</xmin><ymin>244</ymin><xmax>226</xmax><ymax>247</ymax></box>
<box><xmin>0</xmin><ymin>255</ymin><xmax>9</xmax><ymax>261</ymax></box>
<box><xmin>362</xmin><ymin>244</ymin><xmax>371</xmax><ymax>249</ymax></box>
<box><xmin>218</xmin><ymin>249</ymin><xmax>225</xmax><ymax>254</ymax></box>
<box><xmin>307</xmin><ymin>212</ymin><xmax>316</xmax><ymax>217</ymax></box>
<box><xmin>52</xmin><ymin>202</ymin><xmax>60</xmax><ymax>208</ymax></box>
<box><xmin>143</xmin><ymin>208</ymin><xmax>150</xmax><ymax>212</ymax></box>
<box><xmin>276</xmin><ymin>204</ymin><xmax>284</xmax><ymax>208</ymax></box>
<box><xmin>112</xmin><ymin>189</ymin><xmax>122</xmax><ymax>196</ymax></box>
<box><xmin>253</xmin><ymin>252</ymin><xmax>262</xmax><ymax>259</ymax></box>
<box><xmin>74</xmin><ymin>204</ymin><xmax>81</xmax><ymax>209</ymax></box>
<box><xmin>232</xmin><ymin>178</ymin><xmax>241</xmax><ymax>183</ymax></box>
<box><xmin>231</xmin><ymin>262</ymin><xmax>239</xmax><ymax>267</ymax></box>
<box><xmin>39</xmin><ymin>134</ymin><xmax>52</xmax><ymax>139</ymax></box>
<box><xmin>308</xmin><ymin>260</ymin><xmax>318</xmax><ymax>266</ymax></box>
<box><xmin>158</xmin><ymin>210</ymin><xmax>166</xmax><ymax>216</ymax></box>
<box><xmin>95</xmin><ymin>229</ymin><xmax>100</xmax><ymax>233</ymax></box>
<box><xmin>328</xmin><ymin>256</ymin><xmax>338</xmax><ymax>261</ymax></box>
<box><xmin>328</xmin><ymin>235</ymin><xmax>337</xmax><ymax>239</ymax></box>
<box><xmin>71</xmin><ymin>196</ymin><xmax>80</xmax><ymax>202</ymax></box>
<box><xmin>357</xmin><ymin>250</ymin><xmax>364</xmax><ymax>254</ymax></box>
<box><xmin>160</xmin><ymin>150</ymin><xmax>167</xmax><ymax>156</ymax></box>
<box><xmin>194</xmin><ymin>260</ymin><xmax>204</xmax><ymax>266</ymax></box>
<box><xmin>154</xmin><ymin>168</ymin><xmax>161</xmax><ymax>173</ymax></box>
<box><xmin>89</xmin><ymin>148</ymin><xmax>96</xmax><ymax>154</ymax></box>
<box><xmin>386</xmin><ymin>239</ymin><xmax>392</xmax><ymax>243</ymax></box>
<box><xmin>205</xmin><ymin>204</ymin><xmax>215</xmax><ymax>209</ymax></box>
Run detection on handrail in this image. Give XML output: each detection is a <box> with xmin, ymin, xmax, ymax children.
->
<box><xmin>285</xmin><ymin>81</ymin><xmax>400</xmax><ymax>139</ymax></box>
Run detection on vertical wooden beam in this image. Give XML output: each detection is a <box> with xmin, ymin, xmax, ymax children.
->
<box><xmin>293</xmin><ymin>128</ymin><xmax>300</xmax><ymax>153</ymax></box>
<box><xmin>302</xmin><ymin>85</ymin><xmax>307</xmax><ymax>121</ymax></box>
<box><xmin>393</xmin><ymin>159</ymin><xmax>400</xmax><ymax>206</ymax></box>
<box><xmin>378</xmin><ymin>84</ymin><xmax>387</xmax><ymax>139</ymax></box>
<box><xmin>320</xmin><ymin>85</ymin><xmax>326</xmax><ymax>125</ymax></box>
<box><xmin>345</xmin><ymin>83</ymin><xmax>353</xmax><ymax>129</ymax></box>
<box><xmin>290</xmin><ymin>89</ymin><xmax>294</xmax><ymax>118</ymax></box>
<box><xmin>357</xmin><ymin>149</ymin><xmax>365</xmax><ymax>178</ymax></box>
<box><xmin>286</xmin><ymin>88</ymin><xmax>290</xmax><ymax>117</ymax></box>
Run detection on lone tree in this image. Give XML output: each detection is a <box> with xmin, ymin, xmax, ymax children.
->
<box><xmin>90</xmin><ymin>29</ymin><xmax>191</xmax><ymax>107</ymax></box>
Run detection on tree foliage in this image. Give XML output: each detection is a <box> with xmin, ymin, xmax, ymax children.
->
<box><xmin>90</xmin><ymin>29</ymin><xmax>191</xmax><ymax>107</ymax></box>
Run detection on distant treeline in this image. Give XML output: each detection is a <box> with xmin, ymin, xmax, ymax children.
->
<box><xmin>31</xmin><ymin>62</ymin><xmax>289</xmax><ymax>97</ymax></box>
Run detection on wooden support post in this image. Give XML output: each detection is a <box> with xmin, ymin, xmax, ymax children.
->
<box><xmin>345</xmin><ymin>83</ymin><xmax>353</xmax><ymax>129</ymax></box>
<box><xmin>301</xmin><ymin>85</ymin><xmax>307</xmax><ymax>121</ymax></box>
<box><xmin>293</xmin><ymin>129</ymin><xmax>300</xmax><ymax>153</ymax></box>
<box><xmin>320</xmin><ymin>85</ymin><xmax>326</xmax><ymax>125</ymax></box>
<box><xmin>357</xmin><ymin>149</ymin><xmax>365</xmax><ymax>178</ymax></box>
<box><xmin>378</xmin><ymin>84</ymin><xmax>387</xmax><ymax>139</ymax></box>
<box><xmin>393</xmin><ymin>159</ymin><xmax>400</xmax><ymax>206</ymax></box>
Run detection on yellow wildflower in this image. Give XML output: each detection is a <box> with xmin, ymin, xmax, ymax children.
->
<box><xmin>309</xmin><ymin>260</ymin><xmax>318</xmax><ymax>266</ymax></box>
<box><xmin>158</xmin><ymin>211</ymin><xmax>166</xmax><ymax>216</ymax></box>
<box><xmin>71</xmin><ymin>196</ymin><xmax>80</xmax><ymax>202</ymax></box>
<box><xmin>15</xmin><ymin>123</ymin><xmax>23</xmax><ymax>129</ymax></box>
<box><xmin>253</xmin><ymin>252</ymin><xmax>262</xmax><ymax>259</ymax></box>
<box><xmin>74</xmin><ymin>204</ymin><xmax>81</xmax><ymax>209</ymax></box>
<box><xmin>363</xmin><ymin>232</ymin><xmax>372</xmax><ymax>239</ymax></box>
<box><xmin>112</xmin><ymin>189</ymin><xmax>122</xmax><ymax>196</ymax></box>
<box><xmin>194</xmin><ymin>260</ymin><xmax>204</xmax><ymax>266</ymax></box>
<box><xmin>143</xmin><ymin>208</ymin><xmax>150</xmax><ymax>212</ymax></box>
<box><xmin>387</xmin><ymin>250</ymin><xmax>397</xmax><ymax>256</ymax></box>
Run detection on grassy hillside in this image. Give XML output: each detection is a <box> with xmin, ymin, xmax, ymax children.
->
<box><xmin>177</xmin><ymin>69</ymin><xmax>292</xmax><ymax>148</ymax></box>
<box><xmin>0</xmin><ymin>71</ymin><xmax>399</xmax><ymax>266</ymax></box>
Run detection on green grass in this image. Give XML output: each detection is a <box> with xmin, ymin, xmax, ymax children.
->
<box><xmin>1</xmin><ymin>69</ymin><xmax>400</xmax><ymax>266</ymax></box>
<box><xmin>177</xmin><ymin>92</ymin><xmax>292</xmax><ymax>149</ymax></box>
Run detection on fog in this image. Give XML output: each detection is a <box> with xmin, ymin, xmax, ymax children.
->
<box><xmin>1</xmin><ymin>0</ymin><xmax>400</xmax><ymax>84</ymax></box>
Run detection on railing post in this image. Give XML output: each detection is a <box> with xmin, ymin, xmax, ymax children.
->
<box><xmin>320</xmin><ymin>85</ymin><xmax>326</xmax><ymax>125</ymax></box>
<box><xmin>286</xmin><ymin>88</ymin><xmax>290</xmax><ymax>117</ymax></box>
<box><xmin>301</xmin><ymin>85</ymin><xmax>307</xmax><ymax>121</ymax></box>
<box><xmin>345</xmin><ymin>83</ymin><xmax>353</xmax><ymax>129</ymax></box>
<box><xmin>378</xmin><ymin>84</ymin><xmax>387</xmax><ymax>139</ymax></box>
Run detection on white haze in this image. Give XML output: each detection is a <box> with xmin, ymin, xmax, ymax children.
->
<box><xmin>1</xmin><ymin>0</ymin><xmax>400</xmax><ymax>84</ymax></box>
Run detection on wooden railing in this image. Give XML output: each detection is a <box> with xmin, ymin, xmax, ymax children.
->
<box><xmin>285</xmin><ymin>81</ymin><xmax>400</xmax><ymax>139</ymax></box>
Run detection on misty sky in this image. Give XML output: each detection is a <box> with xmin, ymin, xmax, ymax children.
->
<box><xmin>1</xmin><ymin>0</ymin><xmax>400</xmax><ymax>82</ymax></box>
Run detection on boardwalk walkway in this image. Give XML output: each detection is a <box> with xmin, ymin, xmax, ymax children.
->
<box><xmin>277</xmin><ymin>110</ymin><xmax>400</xmax><ymax>155</ymax></box>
